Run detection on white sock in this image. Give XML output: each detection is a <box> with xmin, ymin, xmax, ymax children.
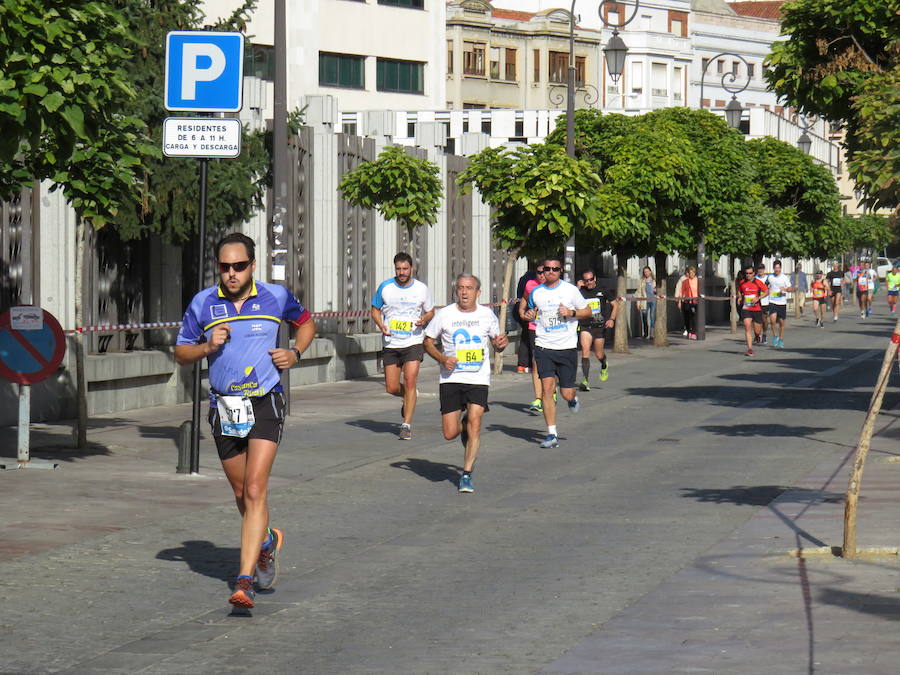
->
<box><xmin>548</xmin><ymin>425</ymin><xmax>558</xmax><ymax>436</ymax></box>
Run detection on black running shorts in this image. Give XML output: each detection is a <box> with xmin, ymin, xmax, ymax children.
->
<box><xmin>208</xmin><ymin>391</ymin><xmax>286</xmax><ymax>461</ymax></box>
<box><xmin>381</xmin><ymin>344</ymin><xmax>425</xmax><ymax>367</ymax></box>
<box><xmin>768</xmin><ymin>304</ymin><xmax>787</xmax><ymax>320</ymax></box>
<box><xmin>534</xmin><ymin>346</ymin><xmax>578</xmax><ymax>389</ymax></box>
<box><xmin>439</xmin><ymin>382</ymin><xmax>490</xmax><ymax>415</ymax></box>
<box><xmin>739</xmin><ymin>309</ymin><xmax>763</xmax><ymax>323</ymax></box>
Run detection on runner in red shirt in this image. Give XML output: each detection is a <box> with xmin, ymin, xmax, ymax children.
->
<box><xmin>736</xmin><ymin>265</ymin><xmax>768</xmax><ymax>356</ymax></box>
<box><xmin>810</xmin><ymin>271</ymin><xmax>828</xmax><ymax>327</ymax></box>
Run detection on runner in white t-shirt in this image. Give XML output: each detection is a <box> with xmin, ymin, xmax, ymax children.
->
<box><xmin>855</xmin><ymin>260</ymin><xmax>877</xmax><ymax>318</ymax></box>
<box><xmin>766</xmin><ymin>260</ymin><xmax>795</xmax><ymax>348</ymax></box>
<box><xmin>371</xmin><ymin>252</ymin><xmax>435</xmax><ymax>440</ymax></box>
<box><xmin>523</xmin><ymin>256</ymin><xmax>591</xmax><ymax>449</ymax></box>
<box><xmin>424</xmin><ymin>274</ymin><xmax>508</xmax><ymax>493</ymax></box>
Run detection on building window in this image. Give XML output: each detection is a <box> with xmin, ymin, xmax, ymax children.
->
<box><xmin>672</xmin><ymin>66</ymin><xmax>683</xmax><ymax>101</ymax></box>
<box><xmin>505</xmin><ymin>48</ymin><xmax>517</xmax><ymax>81</ymax></box>
<box><xmin>549</xmin><ymin>51</ymin><xmax>568</xmax><ymax>84</ymax></box>
<box><xmin>631</xmin><ymin>61</ymin><xmax>643</xmax><ymax>93</ymax></box>
<box><xmin>668</xmin><ymin>10</ymin><xmax>688</xmax><ymax>37</ymax></box>
<box><xmin>319</xmin><ymin>52</ymin><xmax>365</xmax><ymax>89</ymax></box>
<box><xmin>651</xmin><ymin>63</ymin><xmax>667</xmax><ymax>97</ymax></box>
<box><xmin>463</xmin><ymin>103</ymin><xmax>485</xmax><ymax>110</ymax></box>
<box><xmin>732</xmin><ymin>61</ymin><xmax>740</xmax><ymax>75</ymax></box>
<box><xmin>604</xmin><ymin>3</ymin><xmax>624</xmax><ymax>26</ymax></box>
<box><xmin>702</xmin><ymin>57</ymin><xmax>710</xmax><ymax>73</ymax></box>
<box><xmin>245</xmin><ymin>44</ymin><xmax>275</xmax><ymax>81</ymax></box>
<box><xmin>533</xmin><ymin>49</ymin><xmax>540</xmax><ymax>82</ymax></box>
<box><xmin>463</xmin><ymin>41</ymin><xmax>485</xmax><ymax>76</ymax></box>
<box><xmin>747</xmin><ymin>62</ymin><xmax>756</xmax><ymax>78</ymax></box>
<box><xmin>377</xmin><ymin>58</ymin><xmax>424</xmax><ymax>94</ymax></box>
<box><xmin>447</xmin><ymin>40</ymin><xmax>453</xmax><ymax>75</ymax></box>
<box><xmin>481</xmin><ymin>118</ymin><xmax>491</xmax><ymax>135</ymax></box>
<box><xmin>407</xmin><ymin>121</ymin><xmax>416</xmax><ymax>137</ymax></box>
<box><xmin>490</xmin><ymin>47</ymin><xmax>500</xmax><ymax>79</ymax></box>
<box><xmin>575</xmin><ymin>56</ymin><xmax>586</xmax><ymax>87</ymax></box>
<box><xmin>716</xmin><ymin>59</ymin><xmax>724</xmax><ymax>74</ymax></box>
<box><xmin>378</xmin><ymin>0</ymin><xmax>424</xmax><ymax>8</ymax></box>
<box><xmin>342</xmin><ymin>123</ymin><xmax>358</xmax><ymax>136</ymax></box>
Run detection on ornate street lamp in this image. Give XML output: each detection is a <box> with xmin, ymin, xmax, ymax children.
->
<box><xmin>699</xmin><ymin>52</ymin><xmax>751</xmax><ymax>129</ymax></box>
<box><xmin>694</xmin><ymin>52</ymin><xmax>751</xmax><ymax>340</ymax></box>
<box><xmin>551</xmin><ymin>1</ymin><xmax>639</xmax><ymax>282</ymax></box>
<box><xmin>797</xmin><ymin>132</ymin><xmax>812</xmax><ymax>154</ymax></box>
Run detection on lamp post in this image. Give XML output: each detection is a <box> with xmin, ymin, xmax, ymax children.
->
<box><xmin>695</xmin><ymin>52</ymin><xmax>751</xmax><ymax>341</ymax></box>
<box><xmin>552</xmin><ymin>1</ymin><xmax>638</xmax><ymax>282</ymax></box>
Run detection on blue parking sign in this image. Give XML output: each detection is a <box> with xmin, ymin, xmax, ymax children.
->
<box><xmin>165</xmin><ymin>31</ymin><xmax>244</xmax><ymax>112</ymax></box>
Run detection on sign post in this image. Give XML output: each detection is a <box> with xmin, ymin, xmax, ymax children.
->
<box><xmin>165</xmin><ymin>30</ymin><xmax>244</xmax><ymax>475</ymax></box>
<box><xmin>0</xmin><ymin>307</ymin><xmax>67</xmax><ymax>469</ymax></box>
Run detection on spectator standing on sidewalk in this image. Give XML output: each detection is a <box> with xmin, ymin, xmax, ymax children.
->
<box><xmin>634</xmin><ymin>266</ymin><xmax>657</xmax><ymax>340</ymax></box>
<box><xmin>676</xmin><ymin>266</ymin><xmax>699</xmax><ymax>340</ymax></box>
<box><xmin>792</xmin><ymin>266</ymin><xmax>808</xmax><ymax>318</ymax></box>
<box><xmin>174</xmin><ymin>232</ymin><xmax>316</xmax><ymax>609</ymax></box>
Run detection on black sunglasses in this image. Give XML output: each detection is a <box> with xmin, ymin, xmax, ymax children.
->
<box><xmin>583</xmin><ymin>277</ymin><xmax>596</xmax><ymax>282</ymax></box>
<box><xmin>218</xmin><ymin>260</ymin><xmax>252</xmax><ymax>274</ymax></box>
<box><xmin>545</xmin><ymin>266</ymin><xmax>563</xmax><ymax>272</ymax></box>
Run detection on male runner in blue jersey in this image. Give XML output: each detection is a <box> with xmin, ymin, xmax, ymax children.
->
<box><xmin>175</xmin><ymin>233</ymin><xmax>316</xmax><ymax>609</ymax></box>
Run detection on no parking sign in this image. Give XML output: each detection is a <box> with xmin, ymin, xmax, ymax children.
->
<box><xmin>0</xmin><ymin>307</ymin><xmax>66</xmax><ymax>385</ymax></box>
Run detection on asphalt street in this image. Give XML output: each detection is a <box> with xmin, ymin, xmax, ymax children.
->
<box><xmin>1</xmin><ymin>299</ymin><xmax>898</xmax><ymax>674</ymax></box>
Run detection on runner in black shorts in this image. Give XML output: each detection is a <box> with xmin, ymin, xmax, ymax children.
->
<box><xmin>577</xmin><ymin>270</ymin><xmax>618</xmax><ymax>391</ymax></box>
<box><xmin>175</xmin><ymin>233</ymin><xmax>316</xmax><ymax>610</ymax></box>
<box><xmin>424</xmin><ymin>274</ymin><xmax>507</xmax><ymax>493</ymax></box>
<box><xmin>826</xmin><ymin>262</ymin><xmax>843</xmax><ymax>322</ymax></box>
<box><xmin>209</xmin><ymin>391</ymin><xmax>287</xmax><ymax>460</ymax></box>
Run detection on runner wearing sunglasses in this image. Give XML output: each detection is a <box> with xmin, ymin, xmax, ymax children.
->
<box><xmin>175</xmin><ymin>232</ymin><xmax>316</xmax><ymax>610</ymax></box>
<box><xmin>523</xmin><ymin>257</ymin><xmax>591</xmax><ymax>448</ymax></box>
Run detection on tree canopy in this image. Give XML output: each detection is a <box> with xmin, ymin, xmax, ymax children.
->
<box><xmin>765</xmin><ymin>0</ymin><xmax>900</xmax><ymax>211</ymax></box>
<box><xmin>0</xmin><ymin>0</ymin><xmax>270</xmax><ymax>239</ymax></box>
<box><xmin>338</xmin><ymin>145</ymin><xmax>443</xmax><ymax>234</ymax></box>
<box><xmin>0</xmin><ymin>0</ymin><xmax>157</xmax><ymax>226</ymax></box>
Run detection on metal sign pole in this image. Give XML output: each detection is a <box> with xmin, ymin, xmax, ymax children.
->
<box><xmin>17</xmin><ymin>383</ymin><xmax>29</xmax><ymax>464</ymax></box>
<box><xmin>189</xmin><ymin>158</ymin><xmax>209</xmax><ymax>475</ymax></box>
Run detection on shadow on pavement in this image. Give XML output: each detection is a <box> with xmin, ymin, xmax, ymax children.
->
<box><xmin>818</xmin><ymin>588</ymin><xmax>900</xmax><ymax>620</ymax></box>
<box><xmin>0</xmin><ymin>442</ymin><xmax>113</xmax><ymax>461</ymax></box>
<box><xmin>625</xmin><ymin>385</ymin><xmax>897</xmax><ymax>411</ymax></box>
<box><xmin>156</xmin><ymin>540</ymin><xmax>239</xmax><ymax>582</ymax></box>
<box><xmin>485</xmin><ymin>423</ymin><xmax>543</xmax><ymax>443</ymax></box>
<box><xmin>345</xmin><ymin>418</ymin><xmax>400</xmax><ymax>435</ymax></box>
<box><xmin>490</xmin><ymin>400</ymin><xmax>536</xmax><ymax>414</ymax></box>
<box><xmin>680</xmin><ymin>485</ymin><xmax>844</xmax><ymax>507</ymax></box>
<box><xmin>697</xmin><ymin>424</ymin><xmax>834</xmax><ymax>438</ymax></box>
<box><xmin>390</xmin><ymin>457</ymin><xmax>461</xmax><ymax>484</ymax></box>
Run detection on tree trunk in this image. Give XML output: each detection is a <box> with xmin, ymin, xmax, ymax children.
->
<box><xmin>842</xmin><ymin>314</ymin><xmax>900</xmax><ymax>557</ymax></box>
<box><xmin>729</xmin><ymin>255</ymin><xmax>738</xmax><ymax>334</ymax></box>
<box><xmin>613</xmin><ymin>254</ymin><xmax>629</xmax><ymax>354</ymax></box>
<box><xmin>73</xmin><ymin>220</ymin><xmax>88</xmax><ymax>449</ymax></box>
<box><xmin>494</xmin><ymin>246</ymin><xmax>521</xmax><ymax>375</ymax></box>
<box><xmin>654</xmin><ymin>252</ymin><xmax>668</xmax><ymax>347</ymax></box>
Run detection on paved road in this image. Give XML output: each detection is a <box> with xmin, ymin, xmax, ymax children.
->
<box><xmin>1</xmin><ymin>303</ymin><xmax>898</xmax><ymax>674</ymax></box>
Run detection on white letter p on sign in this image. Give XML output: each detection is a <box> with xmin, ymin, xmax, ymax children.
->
<box><xmin>181</xmin><ymin>43</ymin><xmax>226</xmax><ymax>100</ymax></box>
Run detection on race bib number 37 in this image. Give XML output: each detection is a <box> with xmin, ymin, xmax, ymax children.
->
<box><xmin>216</xmin><ymin>395</ymin><xmax>255</xmax><ymax>438</ymax></box>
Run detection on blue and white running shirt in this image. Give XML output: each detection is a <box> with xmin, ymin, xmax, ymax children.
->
<box><xmin>371</xmin><ymin>278</ymin><xmax>434</xmax><ymax>349</ymax></box>
<box><xmin>176</xmin><ymin>280</ymin><xmax>310</xmax><ymax>403</ymax></box>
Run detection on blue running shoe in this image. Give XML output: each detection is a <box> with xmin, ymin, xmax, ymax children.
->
<box><xmin>458</xmin><ymin>474</ymin><xmax>474</xmax><ymax>493</ymax></box>
<box><xmin>540</xmin><ymin>433</ymin><xmax>559</xmax><ymax>448</ymax></box>
<box><xmin>568</xmin><ymin>397</ymin><xmax>580</xmax><ymax>414</ymax></box>
<box><xmin>256</xmin><ymin>528</ymin><xmax>283</xmax><ymax>590</ymax></box>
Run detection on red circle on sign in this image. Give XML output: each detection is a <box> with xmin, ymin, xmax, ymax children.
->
<box><xmin>0</xmin><ymin>307</ymin><xmax>67</xmax><ymax>385</ymax></box>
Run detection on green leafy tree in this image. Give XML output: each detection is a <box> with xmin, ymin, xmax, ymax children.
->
<box><xmin>458</xmin><ymin>143</ymin><xmax>602</xmax><ymax>371</ymax></box>
<box><xmin>338</xmin><ymin>145</ymin><xmax>443</xmax><ymax>234</ymax></box>
<box><xmin>548</xmin><ymin>108</ymin><xmax>758</xmax><ymax>348</ymax></box>
<box><xmin>745</xmin><ymin>136</ymin><xmax>844</xmax><ymax>261</ymax></box>
<box><xmin>846</xmin><ymin>213</ymin><xmax>894</xmax><ymax>253</ymax></box>
<box><xmin>765</xmin><ymin>0</ymin><xmax>900</xmax><ymax>210</ymax></box>
<box><xmin>0</xmin><ymin>0</ymin><xmax>158</xmax><ymax>226</ymax></box>
<box><xmin>110</xmin><ymin>0</ymin><xmax>268</xmax><ymax>242</ymax></box>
